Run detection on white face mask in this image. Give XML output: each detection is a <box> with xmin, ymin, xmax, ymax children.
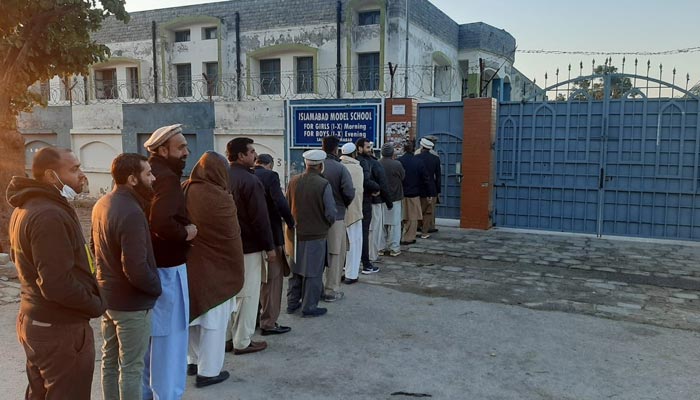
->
<box><xmin>53</xmin><ymin>172</ymin><xmax>78</xmax><ymax>201</ymax></box>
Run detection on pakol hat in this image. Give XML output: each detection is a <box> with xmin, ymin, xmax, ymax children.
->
<box><xmin>144</xmin><ymin>124</ymin><xmax>183</xmax><ymax>152</ymax></box>
<box><xmin>420</xmin><ymin>137</ymin><xmax>435</xmax><ymax>150</ymax></box>
<box><xmin>303</xmin><ymin>149</ymin><xmax>327</xmax><ymax>165</ymax></box>
<box><xmin>341</xmin><ymin>142</ymin><xmax>356</xmax><ymax>155</ymax></box>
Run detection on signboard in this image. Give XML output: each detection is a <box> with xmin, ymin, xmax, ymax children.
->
<box><xmin>289</xmin><ymin>102</ymin><xmax>382</xmax><ymax>148</ymax></box>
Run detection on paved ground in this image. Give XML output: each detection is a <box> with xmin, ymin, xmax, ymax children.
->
<box><xmin>1</xmin><ymin>213</ymin><xmax>699</xmax><ymax>399</ymax></box>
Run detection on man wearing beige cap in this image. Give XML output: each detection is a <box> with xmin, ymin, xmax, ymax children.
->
<box><xmin>286</xmin><ymin>149</ymin><xmax>337</xmax><ymax>317</ymax></box>
<box><xmin>340</xmin><ymin>142</ymin><xmax>364</xmax><ymax>283</ymax></box>
<box><xmin>142</xmin><ymin>124</ymin><xmax>198</xmax><ymax>400</ymax></box>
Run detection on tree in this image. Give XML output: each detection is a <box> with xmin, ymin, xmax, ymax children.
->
<box><xmin>572</xmin><ymin>65</ymin><xmax>633</xmax><ymax>101</ymax></box>
<box><xmin>0</xmin><ymin>0</ymin><xmax>128</xmax><ymax>251</ymax></box>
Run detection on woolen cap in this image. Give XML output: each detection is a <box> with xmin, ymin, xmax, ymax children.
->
<box><xmin>420</xmin><ymin>137</ymin><xmax>435</xmax><ymax>149</ymax></box>
<box><xmin>303</xmin><ymin>149</ymin><xmax>327</xmax><ymax>165</ymax></box>
<box><xmin>341</xmin><ymin>142</ymin><xmax>356</xmax><ymax>155</ymax></box>
<box><xmin>381</xmin><ymin>143</ymin><xmax>394</xmax><ymax>157</ymax></box>
<box><xmin>144</xmin><ymin>124</ymin><xmax>183</xmax><ymax>152</ymax></box>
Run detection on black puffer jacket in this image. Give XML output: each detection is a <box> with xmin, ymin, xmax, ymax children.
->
<box><xmin>7</xmin><ymin>177</ymin><xmax>105</xmax><ymax>323</ymax></box>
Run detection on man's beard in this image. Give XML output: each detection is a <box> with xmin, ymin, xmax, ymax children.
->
<box><xmin>134</xmin><ymin>178</ymin><xmax>155</xmax><ymax>201</ymax></box>
<box><xmin>166</xmin><ymin>155</ymin><xmax>187</xmax><ymax>175</ymax></box>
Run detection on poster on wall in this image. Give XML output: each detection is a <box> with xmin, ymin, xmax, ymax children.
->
<box><xmin>288</xmin><ymin>100</ymin><xmax>384</xmax><ymax>149</ymax></box>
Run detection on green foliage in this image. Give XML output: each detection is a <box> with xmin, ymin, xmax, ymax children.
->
<box><xmin>0</xmin><ymin>0</ymin><xmax>128</xmax><ymax>127</ymax></box>
<box><xmin>572</xmin><ymin>65</ymin><xmax>633</xmax><ymax>101</ymax></box>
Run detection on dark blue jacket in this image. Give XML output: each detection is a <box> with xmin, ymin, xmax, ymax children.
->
<box><xmin>398</xmin><ymin>152</ymin><xmax>430</xmax><ymax>198</ymax></box>
<box><xmin>357</xmin><ymin>153</ymin><xmax>391</xmax><ymax>206</ymax></box>
<box><xmin>416</xmin><ymin>150</ymin><xmax>441</xmax><ymax>197</ymax></box>
<box><xmin>254</xmin><ymin>166</ymin><xmax>295</xmax><ymax>247</ymax></box>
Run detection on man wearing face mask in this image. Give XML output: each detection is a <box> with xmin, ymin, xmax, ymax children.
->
<box><xmin>91</xmin><ymin>153</ymin><xmax>162</xmax><ymax>400</ymax></box>
<box><xmin>7</xmin><ymin>147</ymin><xmax>105</xmax><ymax>400</ymax></box>
<box><xmin>142</xmin><ymin>124</ymin><xmax>198</xmax><ymax>400</ymax></box>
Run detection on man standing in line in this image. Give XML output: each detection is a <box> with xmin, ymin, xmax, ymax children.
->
<box><xmin>378</xmin><ymin>143</ymin><xmax>405</xmax><ymax>257</ymax></box>
<box><xmin>8</xmin><ymin>147</ymin><xmax>105</xmax><ymax>400</ymax></box>
<box><xmin>92</xmin><ymin>153</ymin><xmax>162</xmax><ymax>400</ymax></box>
<box><xmin>286</xmin><ymin>150</ymin><xmax>337</xmax><ymax>317</ymax></box>
<box><xmin>355</xmin><ymin>138</ymin><xmax>390</xmax><ymax>274</ymax></box>
<box><xmin>416</xmin><ymin>137</ymin><xmax>441</xmax><ymax>238</ymax></box>
<box><xmin>320</xmin><ymin>136</ymin><xmax>355</xmax><ymax>302</ymax></box>
<box><xmin>253</xmin><ymin>154</ymin><xmax>294</xmax><ymax>336</ymax></box>
<box><xmin>399</xmin><ymin>141</ymin><xmax>429</xmax><ymax>245</ymax></box>
<box><xmin>226</xmin><ymin>137</ymin><xmax>276</xmax><ymax>354</ymax></box>
<box><xmin>184</xmin><ymin>151</ymin><xmax>245</xmax><ymax>388</ymax></box>
<box><xmin>143</xmin><ymin>124</ymin><xmax>198</xmax><ymax>400</ymax></box>
<box><xmin>339</xmin><ymin>143</ymin><xmax>364</xmax><ymax>284</ymax></box>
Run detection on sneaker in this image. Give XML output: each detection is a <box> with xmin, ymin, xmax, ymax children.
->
<box><xmin>361</xmin><ymin>264</ymin><xmax>380</xmax><ymax>274</ymax></box>
<box><xmin>389</xmin><ymin>250</ymin><xmax>401</xmax><ymax>257</ymax></box>
<box><xmin>322</xmin><ymin>291</ymin><xmax>345</xmax><ymax>302</ymax></box>
<box><xmin>420</xmin><ymin>233</ymin><xmax>431</xmax><ymax>239</ymax></box>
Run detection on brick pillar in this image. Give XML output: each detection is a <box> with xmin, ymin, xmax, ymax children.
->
<box><xmin>384</xmin><ymin>98</ymin><xmax>418</xmax><ymax>150</ymax></box>
<box><xmin>461</xmin><ymin>98</ymin><xmax>496</xmax><ymax>230</ymax></box>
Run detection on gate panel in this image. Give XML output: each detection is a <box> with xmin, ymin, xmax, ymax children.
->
<box><xmin>495</xmin><ymin>101</ymin><xmax>602</xmax><ymax>234</ymax></box>
<box><xmin>417</xmin><ymin>102</ymin><xmax>463</xmax><ymax>219</ymax></box>
<box><xmin>602</xmin><ymin>98</ymin><xmax>700</xmax><ymax>239</ymax></box>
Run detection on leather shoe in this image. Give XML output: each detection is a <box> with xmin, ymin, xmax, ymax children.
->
<box><xmin>400</xmin><ymin>240</ymin><xmax>416</xmax><ymax>245</ymax></box>
<box><xmin>195</xmin><ymin>371</ymin><xmax>230</xmax><ymax>388</ymax></box>
<box><xmin>233</xmin><ymin>340</ymin><xmax>267</xmax><ymax>355</ymax></box>
<box><xmin>224</xmin><ymin>340</ymin><xmax>233</xmax><ymax>353</ymax></box>
<box><xmin>261</xmin><ymin>324</ymin><xmax>291</xmax><ymax>336</ymax></box>
<box><xmin>428</xmin><ymin>228</ymin><xmax>439</xmax><ymax>233</ymax></box>
<box><xmin>302</xmin><ymin>307</ymin><xmax>328</xmax><ymax>317</ymax></box>
<box><xmin>187</xmin><ymin>364</ymin><xmax>198</xmax><ymax>376</ymax></box>
<box><xmin>342</xmin><ymin>277</ymin><xmax>358</xmax><ymax>285</ymax></box>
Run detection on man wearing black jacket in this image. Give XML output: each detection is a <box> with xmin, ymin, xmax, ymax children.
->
<box><xmin>226</xmin><ymin>138</ymin><xmax>276</xmax><ymax>354</ymax></box>
<box><xmin>398</xmin><ymin>141</ymin><xmax>430</xmax><ymax>245</ymax></box>
<box><xmin>8</xmin><ymin>147</ymin><xmax>105</xmax><ymax>400</ymax></box>
<box><xmin>92</xmin><ymin>153</ymin><xmax>162</xmax><ymax>400</ymax></box>
<box><xmin>143</xmin><ymin>124</ymin><xmax>198</xmax><ymax>400</ymax></box>
<box><xmin>355</xmin><ymin>138</ymin><xmax>391</xmax><ymax>274</ymax></box>
<box><xmin>416</xmin><ymin>138</ymin><xmax>442</xmax><ymax>238</ymax></box>
<box><xmin>254</xmin><ymin>154</ymin><xmax>293</xmax><ymax>336</ymax></box>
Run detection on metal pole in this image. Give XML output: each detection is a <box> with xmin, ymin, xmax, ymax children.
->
<box><xmin>235</xmin><ymin>12</ymin><xmax>242</xmax><ymax>101</ymax></box>
<box><xmin>403</xmin><ymin>0</ymin><xmax>409</xmax><ymax>98</ymax></box>
<box><xmin>336</xmin><ymin>1</ymin><xmax>342</xmax><ymax>99</ymax></box>
<box><xmin>152</xmin><ymin>21</ymin><xmax>159</xmax><ymax>103</ymax></box>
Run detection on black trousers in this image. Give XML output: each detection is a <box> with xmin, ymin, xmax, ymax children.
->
<box><xmin>287</xmin><ymin>273</ymin><xmax>323</xmax><ymax>313</ymax></box>
<box><xmin>360</xmin><ymin>201</ymin><xmax>373</xmax><ymax>267</ymax></box>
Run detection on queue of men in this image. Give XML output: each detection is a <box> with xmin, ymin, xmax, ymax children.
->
<box><xmin>6</xmin><ymin>124</ymin><xmax>441</xmax><ymax>400</ymax></box>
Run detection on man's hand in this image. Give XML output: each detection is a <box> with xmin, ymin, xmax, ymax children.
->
<box><xmin>185</xmin><ymin>224</ymin><xmax>198</xmax><ymax>241</ymax></box>
<box><xmin>267</xmin><ymin>249</ymin><xmax>278</xmax><ymax>264</ymax></box>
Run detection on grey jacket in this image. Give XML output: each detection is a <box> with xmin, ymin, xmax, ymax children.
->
<box><xmin>379</xmin><ymin>157</ymin><xmax>405</xmax><ymax>203</ymax></box>
<box><xmin>322</xmin><ymin>154</ymin><xmax>355</xmax><ymax>220</ymax></box>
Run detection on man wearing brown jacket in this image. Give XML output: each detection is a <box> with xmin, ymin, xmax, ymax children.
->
<box><xmin>8</xmin><ymin>147</ymin><xmax>105</xmax><ymax>400</ymax></box>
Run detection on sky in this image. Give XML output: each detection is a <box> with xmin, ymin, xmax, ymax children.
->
<box><xmin>123</xmin><ymin>0</ymin><xmax>700</xmax><ymax>90</ymax></box>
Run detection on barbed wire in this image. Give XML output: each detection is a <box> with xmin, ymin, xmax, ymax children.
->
<box><xmin>518</xmin><ymin>46</ymin><xmax>700</xmax><ymax>56</ymax></box>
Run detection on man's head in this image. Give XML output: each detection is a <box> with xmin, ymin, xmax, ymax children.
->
<box><xmin>303</xmin><ymin>149</ymin><xmax>326</xmax><ymax>173</ymax></box>
<box><xmin>355</xmin><ymin>138</ymin><xmax>372</xmax><ymax>156</ymax></box>
<box><xmin>322</xmin><ymin>136</ymin><xmax>340</xmax><ymax>156</ymax></box>
<box><xmin>381</xmin><ymin>143</ymin><xmax>394</xmax><ymax>159</ymax></box>
<box><xmin>226</xmin><ymin>137</ymin><xmax>257</xmax><ymax>168</ymax></box>
<box><xmin>420</xmin><ymin>137</ymin><xmax>435</xmax><ymax>151</ymax></box>
<box><xmin>111</xmin><ymin>153</ymin><xmax>156</xmax><ymax>200</ymax></box>
<box><xmin>340</xmin><ymin>142</ymin><xmax>356</xmax><ymax>158</ymax></box>
<box><xmin>32</xmin><ymin>147</ymin><xmax>86</xmax><ymax>195</ymax></box>
<box><xmin>403</xmin><ymin>141</ymin><xmax>415</xmax><ymax>154</ymax></box>
<box><xmin>255</xmin><ymin>153</ymin><xmax>274</xmax><ymax>170</ymax></box>
<box><xmin>144</xmin><ymin>124</ymin><xmax>189</xmax><ymax>173</ymax></box>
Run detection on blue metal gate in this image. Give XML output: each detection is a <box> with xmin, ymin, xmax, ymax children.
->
<box><xmin>495</xmin><ymin>72</ymin><xmax>700</xmax><ymax>240</ymax></box>
<box><xmin>417</xmin><ymin>102</ymin><xmax>463</xmax><ymax>220</ymax></box>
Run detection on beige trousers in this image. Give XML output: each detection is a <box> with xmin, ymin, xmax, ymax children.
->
<box><xmin>227</xmin><ymin>251</ymin><xmax>263</xmax><ymax>349</ymax></box>
<box><xmin>323</xmin><ymin>220</ymin><xmax>347</xmax><ymax>295</ymax></box>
